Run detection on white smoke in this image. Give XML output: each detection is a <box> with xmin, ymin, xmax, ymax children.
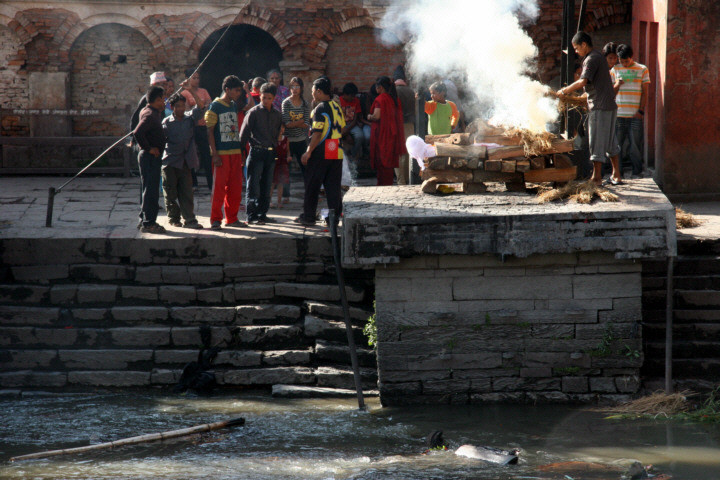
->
<box><xmin>382</xmin><ymin>0</ymin><xmax>558</xmax><ymax>132</ymax></box>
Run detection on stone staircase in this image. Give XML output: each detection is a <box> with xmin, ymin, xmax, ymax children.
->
<box><xmin>642</xmin><ymin>238</ymin><xmax>720</xmax><ymax>392</ymax></box>
<box><xmin>0</xmin><ymin>247</ymin><xmax>378</xmax><ymax>393</ymax></box>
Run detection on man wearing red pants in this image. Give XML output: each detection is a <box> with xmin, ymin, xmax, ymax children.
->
<box><xmin>205</xmin><ymin>75</ymin><xmax>248</xmax><ymax>229</ymax></box>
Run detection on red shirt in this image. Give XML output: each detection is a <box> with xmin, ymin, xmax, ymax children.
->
<box><xmin>339</xmin><ymin>97</ymin><xmax>362</xmax><ymax>124</ymax></box>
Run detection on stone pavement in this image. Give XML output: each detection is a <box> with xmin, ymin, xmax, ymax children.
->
<box><xmin>0</xmin><ymin>176</ymin><xmax>337</xmax><ymax>240</ymax></box>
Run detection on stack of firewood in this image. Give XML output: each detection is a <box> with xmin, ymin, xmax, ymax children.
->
<box><xmin>421</xmin><ymin>123</ymin><xmax>576</xmax><ymax>194</ymax></box>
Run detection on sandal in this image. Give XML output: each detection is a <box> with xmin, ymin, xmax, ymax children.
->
<box><xmin>140</xmin><ymin>224</ymin><xmax>166</xmax><ymax>234</ymax></box>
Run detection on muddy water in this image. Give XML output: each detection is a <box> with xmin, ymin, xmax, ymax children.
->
<box><xmin>1</xmin><ymin>392</ymin><xmax>719</xmax><ymax>479</ymax></box>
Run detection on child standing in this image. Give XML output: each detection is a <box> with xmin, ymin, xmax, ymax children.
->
<box><xmin>205</xmin><ymin>75</ymin><xmax>247</xmax><ymax>230</ymax></box>
<box><xmin>423</xmin><ymin>81</ymin><xmax>459</xmax><ymax>135</ymax></box>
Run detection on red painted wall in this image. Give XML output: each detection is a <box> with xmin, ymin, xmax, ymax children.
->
<box><xmin>634</xmin><ymin>0</ymin><xmax>720</xmax><ymax>195</ymax></box>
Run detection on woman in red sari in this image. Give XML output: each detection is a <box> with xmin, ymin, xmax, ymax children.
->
<box><xmin>368</xmin><ymin>76</ymin><xmax>406</xmax><ymax>186</ymax></box>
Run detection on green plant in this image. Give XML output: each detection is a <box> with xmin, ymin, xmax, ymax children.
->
<box><xmin>485</xmin><ymin>313</ymin><xmax>491</xmax><ymax>324</ymax></box>
<box><xmin>622</xmin><ymin>344</ymin><xmax>641</xmax><ymax>359</ymax></box>
<box><xmin>554</xmin><ymin>366</ymin><xmax>580</xmax><ymax>375</ymax></box>
<box><xmin>363</xmin><ymin>301</ymin><xmax>377</xmax><ymax>348</ymax></box>
<box><xmin>589</xmin><ymin>323</ymin><xmax>615</xmax><ymax>357</ymax></box>
<box><xmin>446</xmin><ymin>338</ymin><xmax>456</xmax><ymax>351</ymax></box>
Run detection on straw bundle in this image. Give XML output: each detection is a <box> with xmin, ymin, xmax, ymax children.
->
<box><xmin>604</xmin><ymin>390</ymin><xmax>694</xmax><ymax>416</ymax></box>
<box><xmin>676</xmin><ymin>207</ymin><xmax>702</xmax><ymax>229</ymax></box>
<box><xmin>537</xmin><ymin>180</ymin><xmax>618</xmax><ymax>204</ymax></box>
<box><xmin>547</xmin><ymin>89</ymin><xmax>588</xmax><ymax>112</ymax></box>
<box><xmin>503</xmin><ymin>127</ymin><xmax>557</xmax><ymax>157</ymax></box>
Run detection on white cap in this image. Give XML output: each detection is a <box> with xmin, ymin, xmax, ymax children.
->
<box><xmin>150</xmin><ymin>71</ymin><xmax>166</xmax><ymax>85</ymax></box>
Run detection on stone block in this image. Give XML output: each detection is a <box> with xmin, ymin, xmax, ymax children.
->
<box><xmin>315</xmin><ymin>366</ymin><xmax>376</xmax><ymax>389</ymax></box>
<box><xmin>262</xmin><ymin>350</ymin><xmax>311</xmax><ymax>366</ymax></box>
<box><xmin>120</xmin><ymin>286</ymin><xmax>158</xmax><ymax>301</ymax></box>
<box><xmin>110</xmin><ymin>328</ymin><xmax>170</xmax><ymax>346</ymax></box>
<box><xmin>70</xmin><ymin>264</ymin><xmax>134</xmax><ymax>281</ymax></box>
<box><xmin>379</xmin><ymin>369</ymin><xmax>451</xmax><ymax>382</ymax></box>
<box><xmin>378</xmin><ymin>381</ymin><xmax>422</xmax><ymax>395</ymax></box>
<box><xmin>223</xmin><ymin>285</ymin><xmax>236</xmax><ymax>303</ymax></box>
<box><xmin>275</xmin><ymin>282</ymin><xmax>364</xmax><ymax>302</ymax></box>
<box><xmin>161</xmin><ymin>266</ymin><xmax>191</xmax><ymax>284</ymax></box>
<box><xmin>159</xmin><ymin>286</ymin><xmax>197</xmax><ymax>304</ymax></box>
<box><xmin>405</xmin><ymin>353</ymin><xmax>503</xmax><ymax>371</ymax></box>
<box><xmin>615</xmin><ymin>375</ymin><xmax>641</xmax><ymax>393</ymax></box>
<box><xmin>76</xmin><ymin>284</ymin><xmax>118</xmax><ymax>304</ymax></box>
<box><xmin>0</xmin><ymin>371</ymin><xmax>67</xmax><ymax>388</ymax></box>
<box><xmin>374</xmin><ymin>277</ymin><xmax>412</xmax><ymax>302</ymax></box>
<box><xmin>170</xmin><ymin>307</ymin><xmax>235</xmax><ymax>325</ymax></box>
<box><xmin>232</xmin><ymin>325</ymin><xmax>303</xmax><ymax>346</ymax></box>
<box><xmin>520</xmin><ymin>367</ymin><xmax>552</xmax><ymax>377</ymax></box>
<box><xmin>111</xmin><ymin>306</ymin><xmax>168</xmax><ymax>323</ymax></box>
<box><xmin>154</xmin><ymin>350</ymin><xmax>198</xmax><ymax>365</ymax></box>
<box><xmin>410</xmin><ymin>277</ymin><xmax>453</xmax><ymax>301</ymax></box>
<box><xmin>572</xmin><ymin>273</ymin><xmax>640</xmax><ymax>299</ymax></box>
<box><xmin>58</xmin><ymin>349</ymin><xmax>152</xmax><ymax>369</ymax></box>
<box><xmin>0</xmin><ymin>285</ymin><xmax>49</xmax><ymax>303</ymax></box>
<box><xmin>469</xmin><ymin>378</ymin><xmax>492</xmax><ymax>392</ymax></box>
<box><xmin>12</xmin><ymin>265</ymin><xmax>68</xmax><ymax>283</ymax></box>
<box><xmin>171</xmin><ymin>327</ymin><xmax>201</xmax><ymax>346</ymax></box>
<box><xmin>234</xmin><ymin>282</ymin><xmax>274</xmax><ymax>301</ymax></box>
<box><xmin>211</xmin><ymin>326</ymin><xmax>232</xmax><ymax>346</ymax></box>
<box><xmin>135</xmin><ymin>266</ymin><xmax>163</xmax><ymax>284</ymax></box>
<box><xmin>72</xmin><ymin>308</ymin><xmax>108</xmax><ymax>322</ymax></box>
<box><xmin>68</xmin><ymin>371</ymin><xmax>150</xmax><ymax>386</ymax></box>
<box><xmin>151</xmin><ymin>369</ymin><xmax>181</xmax><ymax>384</ymax></box>
<box><xmin>188</xmin><ymin>266</ymin><xmax>224</xmax><ymax>285</ymax></box>
<box><xmin>2</xmin><ymin>350</ymin><xmax>57</xmax><ymax>369</ymax></box>
<box><xmin>197</xmin><ymin>287</ymin><xmax>223</xmax><ymax>304</ymax></box>
<box><xmin>33</xmin><ymin>328</ymin><xmax>78</xmax><ymax>347</ymax></box>
<box><xmin>422</xmin><ymin>379</ymin><xmax>470</xmax><ymax>395</ymax></box>
<box><xmin>453</xmin><ymin>275</ymin><xmax>572</xmax><ymax>300</ymax></box>
<box><xmin>589</xmin><ymin>377</ymin><xmax>617</xmax><ymax>393</ymax></box>
<box><xmin>561</xmin><ymin>376</ymin><xmax>588</xmax><ymax>393</ymax></box>
<box><xmin>50</xmin><ymin>285</ymin><xmax>77</xmax><ymax>304</ymax></box>
<box><xmin>221</xmin><ymin>367</ymin><xmax>315</xmax><ymax>385</ymax></box>
<box><xmin>314</xmin><ymin>340</ymin><xmax>377</xmax><ymax>368</ymax></box>
<box><xmin>598</xmin><ymin>262</ymin><xmax>642</xmax><ymax>273</ymax></box>
<box><xmin>493</xmin><ymin>377</ymin><xmax>561</xmax><ymax>391</ymax></box>
<box><xmin>215</xmin><ymin>350</ymin><xmax>262</xmax><ymax>367</ymax></box>
<box><xmin>0</xmin><ymin>306</ymin><xmax>59</xmax><ymax>325</ymax></box>
<box><xmin>236</xmin><ymin>304</ymin><xmax>302</xmax><ymax>325</ymax></box>
<box><xmin>470</xmin><ymin>392</ymin><xmax>526</xmax><ymax>403</ymax></box>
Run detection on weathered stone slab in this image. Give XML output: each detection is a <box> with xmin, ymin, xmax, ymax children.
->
<box><xmin>72</xmin><ymin>308</ymin><xmax>109</xmax><ymax>322</ymax></box>
<box><xmin>154</xmin><ymin>350</ymin><xmax>198</xmax><ymax>365</ymax></box>
<box><xmin>170</xmin><ymin>307</ymin><xmax>235</xmax><ymax>325</ymax></box>
<box><xmin>314</xmin><ymin>340</ymin><xmax>376</xmax><ymax>367</ymax></box>
<box><xmin>305</xmin><ymin>302</ymin><xmax>372</xmax><ymax>322</ymax></box>
<box><xmin>150</xmin><ymin>369</ymin><xmax>181</xmax><ymax>384</ymax></box>
<box><xmin>573</xmin><ymin>273</ymin><xmax>641</xmax><ymax>299</ymax></box>
<box><xmin>315</xmin><ymin>366</ymin><xmax>377</xmax><ymax>389</ymax></box>
<box><xmin>135</xmin><ymin>266</ymin><xmax>163</xmax><ymax>284</ymax></box>
<box><xmin>233</xmin><ymin>282</ymin><xmax>275</xmax><ymax>301</ymax></box>
<box><xmin>2</xmin><ymin>350</ymin><xmax>57</xmax><ymax>369</ymax></box>
<box><xmin>50</xmin><ymin>285</ymin><xmax>77</xmax><ymax>304</ymax></box>
<box><xmin>231</xmin><ymin>325</ymin><xmax>303</xmax><ymax>346</ymax></box>
<box><xmin>235</xmin><ymin>305</ymin><xmax>301</xmax><ymax>325</ymax></box>
<box><xmin>221</xmin><ymin>367</ymin><xmax>315</xmax><ymax>385</ymax></box>
<box><xmin>171</xmin><ymin>327</ymin><xmax>201</xmax><ymax>346</ymax></box>
<box><xmin>275</xmin><ymin>282</ymin><xmax>365</xmax><ymax>302</ymax></box>
<box><xmin>0</xmin><ymin>371</ymin><xmax>67</xmax><ymax>388</ymax></box>
<box><xmin>59</xmin><ymin>350</ymin><xmax>152</xmax><ymax>369</ymax></box>
<box><xmin>110</xmin><ymin>328</ymin><xmax>170</xmax><ymax>346</ymax></box>
<box><xmin>11</xmin><ymin>265</ymin><xmax>69</xmax><ymax>283</ymax></box>
<box><xmin>70</xmin><ymin>264</ymin><xmax>134</xmax><ymax>281</ymax></box>
<box><xmin>0</xmin><ymin>285</ymin><xmax>49</xmax><ymax>303</ymax></box>
<box><xmin>120</xmin><ymin>286</ymin><xmax>158</xmax><ymax>301</ymax></box>
<box><xmin>159</xmin><ymin>286</ymin><xmax>197</xmax><ymax>304</ymax></box>
<box><xmin>77</xmin><ymin>284</ymin><xmax>117</xmax><ymax>304</ymax></box>
<box><xmin>0</xmin><ymin>306</ymin><xmax>59</xmax><ymax>325</ymax></box>
<box><xmin>68</xmin><ymin>371</ymin><xmax>150</xmax><ymax>386</ymax></box>
<box><xmin>111</xmin><ymin>306</ymin><xmax>168</xmax><ymax>323</ymax></box>
<box><xmin>303</xmin><ymin>315</ymin><xmax>364</xmax><ymax>344</ymax></box>
<box><xmin>272</xmin><ymin>384</ymin><xmax>379</xmax><ymax>398</ymax></box>
<box><xmin>262</xmin><ymin>350</ymin><xmax>311</xmax><ymax>366</ymax></box>
<box><xmin>188</xmin><ymin>266</ymin><xmax>224</xmax><ymax>285</ymax></box>
<box><xmin>196</xmin><ymin>287</ymin><xmax>223</xmax><ymax>304</ymax></box>
<box><xmin>215</xmin><ymin>350</ymin><xmax>262</xmax><ymax>367</ymax></box>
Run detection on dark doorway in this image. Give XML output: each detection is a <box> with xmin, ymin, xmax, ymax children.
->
<box><xmin>198</xmin><ymin>24</ymin><xmax>283</xmax><ymax>98</ymax></box>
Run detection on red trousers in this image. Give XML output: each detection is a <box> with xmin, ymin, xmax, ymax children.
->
<box><xmin>211</xmin><ymin>153</ymin><xmax>244</xmax><ymax>224</ymax></box>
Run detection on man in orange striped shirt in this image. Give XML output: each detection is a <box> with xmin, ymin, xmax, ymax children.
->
<box><xmin>612</xmin><ymin>44</ymin><xmax>650</xmax><ymax>176</ymax></box>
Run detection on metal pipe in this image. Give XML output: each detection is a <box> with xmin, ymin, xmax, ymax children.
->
<box><xmin>45</xmin><ymin>187</ymin><xmax>56</xmax><ymax>227</ymax></box>
<box><xmin>577</xmin><ymin>0</ymin><xmax>588</xmax><ymax>32</ymax></box>
<box><xmin>329</xmin><ymin>209</ymin><xmax>366</xmax><ymax>411</ymax></box>
<box><xmin>665</xmin><ymin>255</ymin><xmax>675</xmax><ymax>394</ymax></box>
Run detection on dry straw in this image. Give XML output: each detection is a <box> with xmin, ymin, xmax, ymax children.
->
<box><xmin>675</xmin><ymin>207</ymin><xmax>702</xmax><ymax>229</ymax></box>
<box><xmin>603</xmin><ymin>390</ymin><xmax>694</xmax><ymax>417</ymax></box>
<box><xmin>537</xmin><ymin>180</ymin><xmax>618</xmax><ymax>204</ymax></box>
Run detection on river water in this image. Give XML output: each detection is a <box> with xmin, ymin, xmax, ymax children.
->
<box><xmin>1</xmin><ymin>392</ymin><xmax>719</xmax><ymax>479</ymax></box>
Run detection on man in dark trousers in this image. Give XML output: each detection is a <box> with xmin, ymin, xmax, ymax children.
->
<box><xmin>296</xmin><ymin>76</ymin><xmax>346</xmax><ymax>227</ymax></box>
<box><xmin>238</xmin><ymin>82</ymin><xmax>283</xmax><ymax>225</ymax></box>
<box><xmin>133</xmin><ymin>85</ymin><xmax>167</xmax><ymax>234</ymax></box>
<box><xmin>557</xmin><ymin>31</ymin><xmax>621</xmax><ymax>186</ymax></box>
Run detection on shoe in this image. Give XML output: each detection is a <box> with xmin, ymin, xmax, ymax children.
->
<box><xmin>282</xmin><ymin>198</ymin><xmax>290</xmax><ymax>204</ymax></box>
<box><xmin>210</xmin><ymin>221</ymin><xmax>222</xmax><ymax>230</ymax></box>
<box><xmin>225</xmin><ymin>221</ymin><xmax>248</xmax><ymax>228</ymax></box>
<box><xmin>169</xmin><ymin>220</ymin><xmax>183</xmax><ymax>227</ymax></box>
<box><xmin>183</xmin><ymin>221</ymin><xmax>203</xmax><ymax>229</ymax></box>
<box><xmin>247</xmin><ymin>218</ymin><xmax>260</xmax><ymax>225</ymax></box>
<box><xmin>140</xmin><ymin>224</ymin><xmax>166</xmax><ymax>234</ymax></box>
<box><xmin>294</xmin><ymin>215</ymin><xmax>316</xmax><ymax>227</ymax></box>
<box><xmin>260</xmin><ymin>216</ymin><xmax>276</xmax><ymax>224</ymax></box>
<box><xmin>610</xmin><ymin>177</ymin><xmax>623</xmax><ymax>186</ymax></box>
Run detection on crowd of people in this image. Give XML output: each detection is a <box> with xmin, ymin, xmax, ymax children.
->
<box><xmin>129</xmin><ymin>63</ymin><xmax>463</xmax><ymax>233</ymax></box>
<box><xmin>557</xmin><ymin>31</ymin><xmax>650</xmax><ymax>186</ymax></box>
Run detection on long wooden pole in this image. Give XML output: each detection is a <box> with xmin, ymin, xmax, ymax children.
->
<box><xmin>10</xmin><ymin>417</ymin><xmax>245</xmax><ymax>462</ymax></box>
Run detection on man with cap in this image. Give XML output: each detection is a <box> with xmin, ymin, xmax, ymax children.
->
<box><xmin>131</xmin><ymin>72</ymin><xmax>167</xmax><ymax>134</ymax></box>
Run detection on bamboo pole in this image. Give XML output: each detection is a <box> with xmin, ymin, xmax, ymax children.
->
<box><xmin>10</xmin><ymin>417</ymin><xmax>245</xmax><ymax>462</ymax></box>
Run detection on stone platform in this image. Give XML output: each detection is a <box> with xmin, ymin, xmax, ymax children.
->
<box><xmin>343</xmin><ymin>179</ymin><xmax>677</xmax><ymax>405</ymax></box>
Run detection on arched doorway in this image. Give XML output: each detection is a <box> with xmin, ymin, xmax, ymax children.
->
<box><xmin>198</xmin><ymin>25</ymin><xmax>283</xmax><ymax>98</ymax></box>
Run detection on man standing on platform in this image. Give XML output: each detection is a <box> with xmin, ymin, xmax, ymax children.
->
<box><xmin>558</xmin><ymin>31</ymin><xmax>622</xmax><ymax>186</ymax></box>
<box><xmin>133</xmin><ymin>85</ymin><xmax>167</xmax><ymax>234</ymax></box>
<box><xmin>295</xmin><ymin>76</ymin><xmax>345</xmax><ymax>227</ymax></box>
<box><xmin>239</xmin><ymin>82</ymin><xmax>283</xmax><ymax>225</ymax></box>
<box><xmin>393</xmin><ymin>65</ymin><xmax>419</xmax><ymax>185</ymax></box>
<box><xmin>181</xmin><ymin>68</ymin><xmax>214</xmax><ymax>192</ymax></box>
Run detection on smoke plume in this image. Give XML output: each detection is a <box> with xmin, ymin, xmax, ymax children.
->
<box><xmin>382</xmin><ymin>0</ymin><xmax>558</xmax><ymax>132</ymax></box>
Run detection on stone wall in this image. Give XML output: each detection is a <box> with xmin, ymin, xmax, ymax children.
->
<box><xmin>374</xmin><ymin>253</ymin><xmax>643</xmax><ymax>405</ymax></box>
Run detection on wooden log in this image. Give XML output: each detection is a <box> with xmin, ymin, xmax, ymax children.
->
<box><xmin>425</xmin><ymin>133</ymin><xmax>472</xmax><ymax>145</ymax></box>
<box><xmin>463</xmin><ymin>182</ymin><xmax>488</xmax><ymax>194</ymax></box>
<box><xmin>428</xmin><ymin>157</ymin><xmax>450</xmax><ymax>170</ymax></box>
<box><xmin>434</xmin><ymin>143</ymin><xmax>487</xmax><ymax>160</ymax></box>
<box><xmin>421</xmin><ymin>169</ymin><xmax>473</xmax><ymax>183</ymax></box>
<box><xmin>449</xmin><ymin>157</ymin><xmax>468</xmax><ymax>169</ymax></box>
<box><xmin>473</xmin><ymin>171</ymin><xmax>523</xmax><ymax>183</ymax></box>
<box><xmin>488</xmin><ymin>145</ymin><xmax>526</xmax><ymax>160</ymax></box>
<box><xmin>553</xmin><ymin>153</ymin><xmax>574</xmax><ymax>169</ymax></box>
<box><xmin>10</xmin><ymin>417</ymin><xmax>246</xmax><ymax>462</ymax></box>
<box><xmin>516</xmin><ymin>160</ymin><xmax>530</xmax><ymax>172</ymax></box>
<box><xmin>484</xmin><ymin>159</ymin><xmax>502</xmax><ymax>172</ymax></box>
<box><xmin>505</xmin><ymin>182</ymin><xmax>527</xmax><ymax>192</ymax></box>
<box><xmin>501</xmin><ymin>160</ymin><xmax>517</xmax><ymax>173</ymax></box>
<box><xmin>523</xmin><ymin>167</ymin><xmax>577</xmax><ymax>183</ymax></box>
<box><xmin>425</xmin><ymin>134</ymin><xmax>452</xmax><ymax>144</ymax></box>
<box><xmin>467</xmin><ymin>158</ymin><xmax>482</xmax><ymax>170</ymax></box>
<box><xmin>530</xmin><ymin>157</ymin><xmax>546</xmax><ymax>170</ymax></box>
<box><xmin>421</xmin><ymin>178</ymin><xmax>439</xmax><ymax>194</ymax></box>
<box><xmin>474</xmin><ymin>134</ymin><xmax>523</xmax><ymax>146</ymax></box>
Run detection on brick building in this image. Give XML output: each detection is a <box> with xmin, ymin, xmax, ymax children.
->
<box><xmin>0</xmin><ymin>1</ymin><xmax>630</xmax><ymax>166</ymax></box>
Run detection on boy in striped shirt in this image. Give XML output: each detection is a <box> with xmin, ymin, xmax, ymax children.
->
<box><xmin>612</xmin><ymin>44</ymin><xmax>650</xmax><ymax>176</ymax></box>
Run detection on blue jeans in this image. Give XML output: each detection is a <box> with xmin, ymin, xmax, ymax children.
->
<box><xmin>348</xmin><ymin>125</ymin><xmax>365</xmax><ymax>161</ymax></box>
<box><xmin>246</xmin><ymin>147</ymin><xmax>276</xmax><ymax>221</ymax></box>
<box><xmin>616</xmin><ymin>117</ymin><xmax>643</xmax><ymax>175</ymax></box>
<box><xmin>138</xmin><ymin>150</ymin><xmax>161</xmax><ymax>226</ymax></box>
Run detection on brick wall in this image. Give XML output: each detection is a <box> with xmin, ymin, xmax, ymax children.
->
<box><xmin>0</xmin><ymin>25</ymin><xmax>29</xmax><ymax>136</ymax></box>
<box><xmin>69</xmin><ymin>23</ymin><xmax>156</xmax><ymax>136</ymax></box>
<box><xmin>325</xmin><ymin>27</ymin><xmax>405</xmax><ymax>93</ymax></box>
